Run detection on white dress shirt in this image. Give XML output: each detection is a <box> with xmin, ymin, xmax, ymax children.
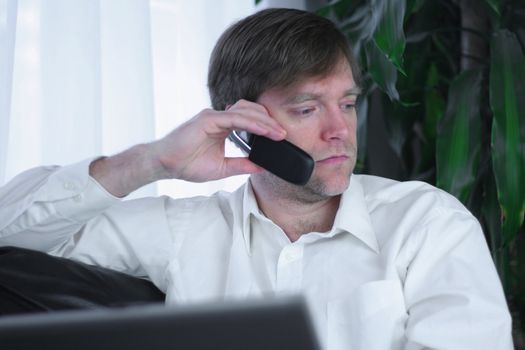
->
<box><xmin>0</xmin><ymin>159</ymin><xmax>513</xmax><ymax>350</ymax></box>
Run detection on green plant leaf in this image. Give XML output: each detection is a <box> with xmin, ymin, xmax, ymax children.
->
<box><xmin>481</xmin><ymin>169</ymin><xmax>512</xmax><ymax>292</ymax></box>
<box><xmin>423</xmin><ymin>64</ymin><xmax>445</xmax><ymax>144</ymax></box>
<box><xmin>516</xmin><ymin>232</ymin><xmax>525</xmax><ymax>317</ymax></box>
<box><xmin>489</xmin><ymin>29</ymin><xmax>525</xmax><ymax>244</ymax></box>
<box><xmin>407</xmin><ymin>0</ymin><xmax>426</xmax><ymax>16</ymax></box>
<box><xmin>481</xmin><ymin>166</ymin><xmax>504</xmax><ymax>266</ymax></box>
<box><xmin>485</xmin><ymin>0</ymin><xmax>500</xmax><ymax>16</ymax></box>
<box><xmin>436</xmin><ymin>70</ymin><xmax>482</xmax><ymax>204</ymax></box>
<box><xmin>373</xmin><ymin>0</ymin><xmax>406</xmax><ymax>75</ymax></box>
<box><xmin>383</xmin><ymin>100</ymin><xmax>410</xmax><ymax>160</ymax></box>
<box><xmin>340</xmin><ymin>0</ymin><xmax>385</xmax><ymax>57</ymax></box>
<box><xmin>316</xmin><ymin>5</ymin><xmax>332</xmax><ymax>17</ymax></box>
<box><xmin>365</xmin><ymin>40</ymin><xmax>400</xmax><ymax>101</ymax></box>
<box><xmin>332</xmin><ymin>0</ymin><xmax>355</xmax><ymax>19</ymax></box>
<box><xmin>355</xmin><ymin>95</ymin><xmax>368</xmax><ymax>173</ymax></box>
<box><xmin>516</xmin><ymin>231</ymin><xmax>525</xmax><ymax>306</ymax></box>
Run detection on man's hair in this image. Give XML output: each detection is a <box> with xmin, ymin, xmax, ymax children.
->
<box><xmin>208</xmin><ymin>8</ymin><xmax>360</xmax><ymax>110</ymax></box>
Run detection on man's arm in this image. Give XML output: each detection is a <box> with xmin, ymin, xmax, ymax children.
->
<box><xmin>0</xmin><ymin>100</ymin><xmax>285</xmax><ymax>256</ymax></box>
<box><xmin>89</xmin><ymin>100</ymin><xmax>286</xmax><ymax>197</ymax></box>
<box><xmin>403</xmin><ymin>205</ymin><xmax>513</xmax><ymax>349</ymax></box>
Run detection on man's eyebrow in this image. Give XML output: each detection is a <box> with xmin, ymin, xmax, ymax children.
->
<box><xmin>283</xmin><ymin>87</ymin><xmax>362</xmax><ymax>105</ymax></box>
<box><xmin>284</xmin><ymin>93</ymin><xmax>322</xmax><ymax>105</ymax></box>
<box><xmin>343</xmin><ymin>87</ymin><xmax>362</xmax><ymax>96</ymax></box>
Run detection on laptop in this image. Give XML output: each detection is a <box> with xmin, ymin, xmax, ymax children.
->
<box><xmin>0</xmin><ymin>295</ymin><xmax>320</xmax><ymax>350</ymax></box>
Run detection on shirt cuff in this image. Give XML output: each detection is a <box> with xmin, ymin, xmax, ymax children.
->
<box><xmin>36</xmin><ymin>158</ymin><xmax>121</xmax><ymax>222</ymax></box>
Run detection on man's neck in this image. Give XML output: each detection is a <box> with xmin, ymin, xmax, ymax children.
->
<box><xmin>250</xmin><ymin>179</ymin><xmax>341</xmax><ymax>242</ymax></box>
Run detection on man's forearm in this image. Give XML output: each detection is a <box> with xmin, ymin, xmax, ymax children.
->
<box><xmin>89</xmin><ymin>102</ymin><xmax>285</xmax><ymax>197</ymax></box>
<box><xmin>89</xmin><ymin>143</ymin><xmax>168</xmax><ymax>198</ymax></box>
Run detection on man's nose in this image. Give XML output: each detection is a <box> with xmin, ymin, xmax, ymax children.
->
<box><xmin>320</xmin><ymin>106</ymin><xmax>353</xmax><ymax>141</ymax></box>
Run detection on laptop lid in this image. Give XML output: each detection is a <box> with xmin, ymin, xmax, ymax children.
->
<box><xmin>0</xmin><ymin>296</ymin><xmax>320</xmax><ymax>350</ymax></box>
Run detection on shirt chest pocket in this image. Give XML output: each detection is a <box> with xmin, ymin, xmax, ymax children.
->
<box><xmin>327</xmin><ymin>279</ymin><xmax>408</xmax><ymax>350</ymax></box>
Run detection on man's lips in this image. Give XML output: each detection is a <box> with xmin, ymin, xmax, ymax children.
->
<box><xmin>316</xmin><ymin>155</ymin><xmax>349</xmax><ymax>165</ymax></box>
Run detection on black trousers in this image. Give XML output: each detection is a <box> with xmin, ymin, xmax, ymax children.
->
<box><xmin>0</xmin><ymin>246</ymin><xmax>165</xmax><ymax>316</ymax></box>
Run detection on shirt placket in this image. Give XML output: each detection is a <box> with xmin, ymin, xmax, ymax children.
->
<box><xmin>275</xmin><ymin>244</ymin><xmax>304</xmax><ymax>293</ymax></box>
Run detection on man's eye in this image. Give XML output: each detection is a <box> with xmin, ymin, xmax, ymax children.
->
<box><xmin>302</xmin><ymin>108</ymin><xmax>314</xmax><ymax>115</ymax></box>
<box><xmin>294</xmin><ymin>108</ymin><xmax>315</xmax><ymax>116</ymax></box>
<box><xmin>342</xmin><ymin>103</ymin><xmax>356</xmax><ymax>111</ymax></box>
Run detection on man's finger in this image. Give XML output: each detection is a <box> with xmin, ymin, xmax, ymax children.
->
<box><xmin>213</xmin><ymin>112</ymin><xmax>287</xmax><ymax>141</ymax></box>
<box><xmin>223</xmin><ymin>157</ymin><xmax>264</xmax><ymax>177</ymax></box>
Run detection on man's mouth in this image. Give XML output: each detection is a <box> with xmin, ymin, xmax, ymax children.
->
<box><xmin>316</xmin><ymin>155</ymin><xmax>349</xmax><ymax>165</ymax></box>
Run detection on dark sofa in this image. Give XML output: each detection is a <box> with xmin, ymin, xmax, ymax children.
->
<box><xmin>0</xmin><ymin>246</ymin><xmax>165</xmax><ymax>316</ymax></box>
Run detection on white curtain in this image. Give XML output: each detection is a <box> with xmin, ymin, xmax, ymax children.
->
<box><xmin>0</xmin><ymin>0</ymin><xmax>255</xmax><ymax>199</ymax></box>
<box><xmin>0</xmin><ymin>0</ymin><xmax>17</xmax><ymax>187</ymax></box>
<box><xmin>150</xmin><ymin>0</ymin><xmax>255</xmax><ymax>198</ymax></box>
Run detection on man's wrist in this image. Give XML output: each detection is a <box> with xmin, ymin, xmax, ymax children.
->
<box><xmin>89</xmin><ymin>143</ymin><xmax>168</xmax><ymax>198</ymax></box>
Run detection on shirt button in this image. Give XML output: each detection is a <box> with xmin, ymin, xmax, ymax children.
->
<box><xmin>63</xmin><ymin>182</ymin><xmax>75</xmax><ymax>190</ymax></box>
<box><xmin>73</xmin><ymin>194</ymin><xmax>82</xmax><ymax>203</ymax></box>
<box><xmin>284</xmin><ymin>252</ymin><xmax>297</xmax><ymax>262</ymax></box>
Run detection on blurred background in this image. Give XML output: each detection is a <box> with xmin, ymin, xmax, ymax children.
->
<box><xmin>0</xmin><ymin>0</ymin><xmax>262</xmax><ymax>199</ymax></box>
<box><xmin>0</xmin><ymin>0</ymin><xmax>326</xmax><ymax>198</ymax></box>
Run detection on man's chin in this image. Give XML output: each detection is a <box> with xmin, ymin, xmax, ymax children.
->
<box><xmin>250</xmin><ymin>170</ymin><xmax>351</xmax><ymax>203</ymax></box>
<box><xmin>303</xmin><ymin>173</ymin><xmax>352</xmax><ymax>199</ymax></box>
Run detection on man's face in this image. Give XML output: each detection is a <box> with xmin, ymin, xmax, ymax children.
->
<box><xmin>254</xmin><ymin>60</ymin><xmax>359</xmax><ymax>201</ymax></box>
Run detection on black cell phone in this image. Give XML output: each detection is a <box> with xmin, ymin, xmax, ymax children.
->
<box><xmin>229</xmin><ymin>131</ymin><xmax>314</xmax><ymax>186</ymax></box>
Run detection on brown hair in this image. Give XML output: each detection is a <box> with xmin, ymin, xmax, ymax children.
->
<box><xmin>208</xmin><ymin>8</ymin><xmax>360</xmax><ymax>110</ymax></box>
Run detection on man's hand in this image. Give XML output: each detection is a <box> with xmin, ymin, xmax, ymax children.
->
<box><xmin>89</xmin><ymin>100</ymin><xmax>286</xmax><ymax>197</ymax></box>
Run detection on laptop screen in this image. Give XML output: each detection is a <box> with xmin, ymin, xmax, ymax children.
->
<box><xmin>0</xmin><ymin>295</ymin><xmax>320</xmax><ymax>350</ymax></box>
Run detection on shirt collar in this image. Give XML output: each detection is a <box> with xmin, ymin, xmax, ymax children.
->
<box><xmin>240</xmin><ymin>180</ymin><xmax>260</xmax><ymax>254</ymax></box>
<box><xmin>239</xmin><ymin>175</ymin><xmax>379</xmax><ymax>255</ymax></box>
<box><xmin>332</xmin><ymin>176</ymin><xmax>379</xmax><ymax>253</ymax></box>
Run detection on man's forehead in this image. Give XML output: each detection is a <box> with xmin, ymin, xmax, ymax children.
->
<box><xmin>276</xmin><ymin>73</ymin><xmax>359</xmax><ymax>104</ymax></box>
<box><xmin>274</xmin><ymin>59</ymin><xmax>358</xmax><ymax>96</ymax></box>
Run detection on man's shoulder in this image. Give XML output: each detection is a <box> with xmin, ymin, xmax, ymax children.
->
<box><xmin>352</xmin><ymin>174</ymin><xmax>479</xmax><ymax>251</ymax></box>
<box><xmin>353</xmin><ymin>174</ymin><xmax>467</xmax><ymax>215</ymax></box>
<box><xmin>162</xmin><ymin>183</ymin><xmax>246</xmax><ymax>217</ymax></box>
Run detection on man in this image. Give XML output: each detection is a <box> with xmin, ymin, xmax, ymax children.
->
<box><xmin>0</xmin><ymin>8</ymin><xmax>513</xmax><ymax>350</ymax></box>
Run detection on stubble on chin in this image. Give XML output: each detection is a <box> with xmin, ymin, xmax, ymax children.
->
<box><xmin>303</xmin><ymin>171</ymin><xmax>352</xmax><ymax>199</ymax></box>
<box><xmin>251</xmin><ymin>145</ymin><xmax>357</xmax><ymax>204</ymax></box>
<box><xmin>251</xmin><ymin>166</ymin><xmax>352</xmax><ymax>205</ymax></box>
